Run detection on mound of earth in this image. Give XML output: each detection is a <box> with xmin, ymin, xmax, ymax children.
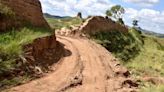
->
<box><xmin>56</xmin><ymin>16</ymin><xmax>128</xmax><ymax>36</ymax></box>
<box><xmin>77</xmin><ymin>16</ymin><xmax>128</xmax><ymax>34</ymax></box>
<box><xmin>18</xmin><ymin>33</ymin><xmax>62</xmax><ymax>74</ymax></box>
<box><xmin>0</xmin><ymin>0</ymin><xmax>62</xmax><ymax>87</ymax></box>
<box><xmin>0</xmin><ymin>0</ymin><xmax>49</xmax><ymax>32</ymax></box>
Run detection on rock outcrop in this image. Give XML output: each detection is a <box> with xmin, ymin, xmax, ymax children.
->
<box><xmin>0</xmin><ymin>0</ymin><xmax>49</xmax><ymax>32</ymax></box>
<box><xmin>78</xmin><ymin>16</ymin><xmax>128</xmax><ymax>34</ymax></box>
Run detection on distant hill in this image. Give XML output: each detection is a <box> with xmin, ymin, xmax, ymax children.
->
<box><xmin>140</xmin><ymin>29</ymin><xmax>164</xmax><ymax>38</ymax></box>
<box><xmin>134</xmin><ymin>27</ymin><xmax>164</xmax><ymax>38</ymax></box>
<box><xmin>43</xmin><ymin>13</ymin><xmax>71</xmax><ymax>19</ymax></box>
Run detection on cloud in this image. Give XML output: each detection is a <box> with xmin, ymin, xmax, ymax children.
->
<box><xmin>39</xmin><ymin>0</ymin><xmax>164</xmax><ymax>34</ymax></box>
<box><xmin>122</xmin><ymin>0</ymin><xmax>159</xmax><ymax>7</ymax></box>
<box><xmin>40</xmin><ymin>0</ymin><xmax>113</xmax><ymax>17</ymax></box>
<box><xmin>124</xmin><ymin>8</ymin><xmax>164</xmax><ymax>33</ymax></box>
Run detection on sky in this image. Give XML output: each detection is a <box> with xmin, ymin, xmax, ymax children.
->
<box><xmin>40</xmin><ymin>0</ymin><xmax>164</xmax><ymax>34</ymax></box>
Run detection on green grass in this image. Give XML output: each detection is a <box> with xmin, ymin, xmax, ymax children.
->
<box><xmin>125</xmin><ymin>36</ymin><xmax>164</xmax><ymax>77</ymax></box>
<box><xmin>91</xmin><ymin>28</ymin><xmax>164</xmax><ymax>91</ymax></box>
<box><xmin>91</xmin><ymin>28</ymin><xmax>164</xmax><ymax>77</ymax></box>
<box><xmin>0</xmin><ymin>27</ymin><xmax>50</xmax><ymax>60</ymax></box>
<box><xmin>0</xmin><ymin>27</ymin><xmax>51</xmax><ymax>89</ymax></box>
<box><xmin>141</xmin><ymin>84</ymin><xmax>164</xmax><ymax>92</ymax></box>
<box><xmin>45</xmin><ymin>17</ymin><xmax>83</xmax><ymax>30</ymax></box>
<box><xmin>91</xmin><ymin>28</ymin><xmax>144</xmax><ymax>61</ymax></box>
<box><xmin>123</xmin><ymin>36</ymin><xmax>164</xmax><ymax>91</ymax></box>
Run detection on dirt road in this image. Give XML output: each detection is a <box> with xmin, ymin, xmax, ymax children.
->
<box><xmin>7</xmin><ymin>36</ymin><xmax>137</xmax><ymax>92</ymax></box>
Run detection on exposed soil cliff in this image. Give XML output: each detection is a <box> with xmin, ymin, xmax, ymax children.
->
<box><xmin>56</xmin><ymin>16</ymin><xmax>128</xmax><ymax>36</ymax></box>
<box><xmin>0</xmin><ymin>0</ymin><xmax>49</xmax><ymax>32</ymax></box>
<box><xmin>78</xmin><ymin>16</ymin><xmax>128</xmax><ymax>34</ymax></box>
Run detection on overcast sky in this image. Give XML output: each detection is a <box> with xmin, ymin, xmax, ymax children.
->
<box><xmin>40</xmin><ymin>0</ymin><xmax>164</xmax><ymax>34</ymax></box>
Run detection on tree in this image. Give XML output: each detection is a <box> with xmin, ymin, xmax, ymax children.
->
<box><xmin>106</xmin><ymin>5</ymin><xmax>125</xmax><ymax>24</ymax></box>
<box><xmin>132</xmin><ymin>20</ymin><xmax>138</xmax><ymax>27</ymax></box>
<box><xmin>132</xmin><ymin>19</ymin><xmax>142</xmax><ymax>34</ymax></box>
<box><xmin>77</xmin><ymin>12</ymin><xmax>82</xmax><ymax>19</ymax></box>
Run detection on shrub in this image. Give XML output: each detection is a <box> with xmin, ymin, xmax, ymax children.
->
<box><xmin>91</xmin><ymin>28</ymin><xmax>144</xmax><ymax>61</ymax></box>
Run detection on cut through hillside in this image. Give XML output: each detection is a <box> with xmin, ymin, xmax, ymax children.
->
<box><xmin>5</xmin><ymin>36</ymin><xmax>138</xmax><ymax>92</ymax></box>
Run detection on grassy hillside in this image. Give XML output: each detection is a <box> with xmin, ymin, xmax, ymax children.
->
<box><xmin>0</xmin><ymin>27</ymin><xmax>50</xmax><ymax>89</ymax></box>
<box><xmin>90</xmin><ymin>28</ymin><xmax>164</xmax><ymax>76</ymax></box>
<box><xmin>125</xmin><ymin>36</ymin><xmax>164</xmax><ymax>77</ymax></box>
<box><xmin>126</xmin><ymin>36</ymin><xmax>164</xmax><ymax>91</ymax></box>
<box><xmin>90</xmin><ymin>28</ymin><xmax>164</xmax><ymax>91</ymax></box>
<box><xmin>45</xmin><ymin>17</ymin><xmax>83</xmax><ymax>30</ymax></box>
<box><xmin>91</xmin><ymin>28</ymin><xmax>144</xmax><ymax>61</ymax></box>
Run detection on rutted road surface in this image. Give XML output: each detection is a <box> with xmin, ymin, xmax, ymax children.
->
<box><xmin>7</xmin><ymin>36</ymin><xmax>137</xmax><ymax>92</ymax></box>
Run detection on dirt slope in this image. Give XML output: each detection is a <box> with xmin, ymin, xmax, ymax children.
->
<box><xmin>6</xmin><ymin>36</ymin><xmax>137</xmax><ymax>92</ymax></box>
<box><xmin>0</xmin><ymin>0</ymin><xmax>49</xmax><ymax>32</ymax></box>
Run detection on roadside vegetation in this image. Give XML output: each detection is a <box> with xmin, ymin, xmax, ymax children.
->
<box><xmin>141</xmin><ymin>84</ymin><xmax>164</xmax><ymax>92</ymax></box>
<box><xmin>45</xmin><ymin>12</ymin><xmax>164</xmax><ymax>91</ymax></box>
<box><xmin>1</xmin><ymin>2</ymin><xmax>163</xmax><ymax>91</ymax></box>
<box><xmin>0</xmin><ymin>27</ymin><xmax>51</xmax><ymax>89</ymax></box>
<box><xmin>91</xmin><ymin>28</ymin><xmax>164</xmax><ymax>92</ymax></box>
<box><xmin>125</xmin><ymin>36</ymin><xmax>164</xmax><ymax>77</ymax></box>
<box><xmin>91</xmin><ymin>28</ymin><xmax>143</xmax><ymax>61</ymax></box>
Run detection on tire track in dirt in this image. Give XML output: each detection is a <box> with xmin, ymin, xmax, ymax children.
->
<box><xmin>6</xmin><ymin>36</ymin><xmax>137</xmax><ymax>92</ymax></box>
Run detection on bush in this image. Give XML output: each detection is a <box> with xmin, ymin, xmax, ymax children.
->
<box><xmin>91</xmin><ymin>28</ymin><xmax>144</xmax><ymax>61</ymax></box>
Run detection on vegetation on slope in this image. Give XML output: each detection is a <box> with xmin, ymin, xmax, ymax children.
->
<box><xmin>45</xmin><ymin>17</ymin><xmax>83</xmax><ymax>30</ymax></box>
<box><xmin>91</xmin><ymin>28</ymin><xmax>144</xmax><ymax>61</ymax></box>
<box><xmin>125</xmin><ymin>36</ymin><xmax>164</xmax><ymax>77</ymax></box>
<box><xmin>141</xmin><ymin>84</ymin><xmax>164</xmax><ymax>92</ymax></box>
<box><xmin>0</xmin><ymin>27</ymin><xmax>50</xmax><ymax>89</ymax></box>
<box><xmin>45</xmin><ymin>15</ymin><xmax>164</xmax><ymax>91</ymax></box>
<box><xmin>91</xmin><ymin>28</ymin><xmax>164</xmax><ymax>91</ymax></box>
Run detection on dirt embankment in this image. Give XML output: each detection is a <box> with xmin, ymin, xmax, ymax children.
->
<box><xmin>0</xmin><ymin>0</ymin><xmax>49</xmax><ymax>32</ymax></box>
<box><xmin>78</xmin><ymin>16</ymin><xmax>128</xmax><ymax>34</ymax></box>
<box><xmin>56</xmin><ymin>16</ymin><xmax>128</xmax><ymax>37</ymax></box>
<box><xmin>6</xmin><ymin>36</ymin><xmax>138</xmax><ymax>92</ymax></box>
<box><xmin>18</xmin><ymin>34</ymin><xmax>61</xmax><ymax>74</ymax></box>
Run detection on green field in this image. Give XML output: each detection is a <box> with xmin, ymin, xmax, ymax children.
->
<box><xmin>45</xmin><ymin>17</ymin><xmax>83</xmax><ymax>30</ymax></box>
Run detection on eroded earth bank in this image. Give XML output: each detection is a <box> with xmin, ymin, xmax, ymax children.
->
<box><xmin>5</xmin><ymin>35</ymin><xmax>138</xmax><ymax>92</ymax></box>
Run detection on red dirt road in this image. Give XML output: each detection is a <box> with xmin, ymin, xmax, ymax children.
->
<box><xmin>6</xmin><ymin>36</ymin><xmax>137</xmax><ymax>92</ymax></box>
